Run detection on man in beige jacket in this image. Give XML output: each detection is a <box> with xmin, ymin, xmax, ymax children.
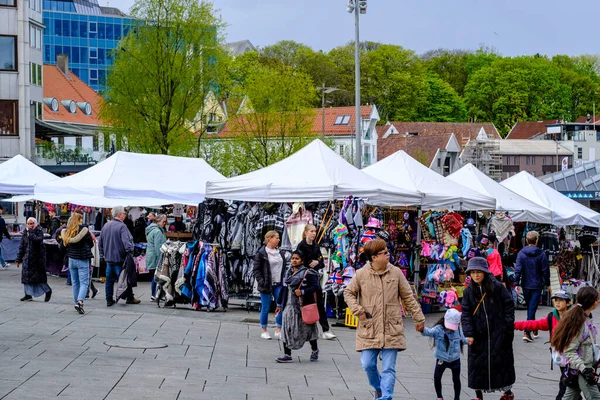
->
<box><xmin>344</xmin><ymin>239</ymin><xmax>425</xmax><ymax>400</ymax></box>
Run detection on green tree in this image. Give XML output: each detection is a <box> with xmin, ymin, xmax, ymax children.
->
<box><xmin>464</xmin><ymin>56</ymin><xmax>571</xmax><ymax>136</ymax></box>
<box><xmin>100</xmin><ymin>0</ymin><xmax>228</xmax><ymax>155</ymax></box>
<box><xmin>423</xmin><ymin>48</ymin><xmax>471</xmax><ymax>96</ymax></box>
<box><xmin>259</xmin><ymin>40</ymin><xmax>310</xmax><ymax>68</ymax></box>
<box><xmin>200</xmin><ymin>64</ymin><xmax>318</xmax><ymax>175</ymax></box>
<box><xmin>552</xmin><ymin>54</ymin><xmax>600</xmax><ymax>120</ymax></box>
<box><xmin>361</xmin><ymin>44</ymin><xmax>427</xmax><ymax>121</ymax></box>
<box><xmin>417</xmin><ymin>74</ymin><xmax>466</xmax><ymax>122</ymax></box>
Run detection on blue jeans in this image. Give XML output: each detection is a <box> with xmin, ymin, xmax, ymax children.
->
<box><xmin>69</xmin><ymin>258</ymin><xmax>90</xmax><ymax>304</ymax></box>
<box><xmin>0</xmin><ymin>244</ymin><xmax>6</xmax><ymax>267</ymax></box>
<box><xmin>260</xmin><ymin>285</ymin><xmax>282</xmax><ymax>329</ymax></box>
<box><xmin>523</xmin><ymin>288</ymin><xmax>542</xmax><ymax>333</ymax></box>
<box><xmin>105</xmin><ymin>263</ymin><xmax>122</xmax><ymax>302</ymax></box>
<box><xmin>361</xmin><ymin>349</ymin><xmax>398</xmax><ymax>400</ymax></box>
<box><xmin>151</xmin><ymin>275</ymin><xmax>157</xmax><ymax>297</ymax></box>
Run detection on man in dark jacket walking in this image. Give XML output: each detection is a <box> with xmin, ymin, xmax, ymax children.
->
<box><xmin>47</xmin><ymin>207</ymin><xmax>61</xmax><ymax>238</ymax></box>
<box><xmin>515</xmin><ymin>231</ymin><xmax>550</xmax><ymax>343</ymax></box>
<box><xmin>98</xmin><ymin>206</ymin><xmax>139</xmax><ymax>306</ymax></box>
<box><xmin>0</xmin><ymin>206</ymin><xmax>12</xmax><ymax>269</ymax></box>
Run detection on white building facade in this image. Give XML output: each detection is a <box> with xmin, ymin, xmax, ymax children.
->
<box><xmin>0</xmin><ymin>0</ymin><xmax>44</xmax><ymax>160</ymax></box>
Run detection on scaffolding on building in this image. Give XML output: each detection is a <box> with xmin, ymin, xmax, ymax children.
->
<box><xmin>461</xmin><ymin>131</ymin><xmax>502</xmax><ymax>181</ymax></box>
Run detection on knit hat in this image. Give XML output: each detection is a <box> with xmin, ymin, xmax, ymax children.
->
<box><xmin>551</xmin><ymin>290</ymin><xmax>571</xmax><ymax>301</ymax></box>
<box><xmin>444</xmin><ymin>308</ymin><xmax>461</xmax><ymax>331</ymax></box>
<box><xmin>465</xmin><ymin>257</ymin><xmax>490</xmax><ymax>274</ymax></box>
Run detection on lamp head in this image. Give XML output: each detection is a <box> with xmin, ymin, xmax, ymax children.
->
<box><xmin>347</xmin><ymin>0</ymin><xmax>355</xmax><ymax>13</ymax></box>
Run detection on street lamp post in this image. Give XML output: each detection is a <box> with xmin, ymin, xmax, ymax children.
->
<box><xmin>318</xmin><ymin>83</ymin><xmax>341</xmax><ymax>140</ymax></box>
<box><xmin>347</xmin><ymin>0</ymin><xmax>366</xmax><ymax>168</ymax></box>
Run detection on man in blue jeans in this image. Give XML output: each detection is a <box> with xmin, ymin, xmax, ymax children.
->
<box><xmin>98</xmin><ymin>206</ymin><xmax>138</xmax><ymax>306</ymax></box>
<box><xmin>344</xmin><ymin>239</ymin><xmax>425</xmax><ymax>400</ymax></box>
<box><xmin>0</xmin><ymin>206</ymin><xmax>11</xmax><ymax>269</ymax></box>
<box><xmin>515</xmin><ymin>230</ymin><xmax>550</xmax><ymax>343</ymax></box>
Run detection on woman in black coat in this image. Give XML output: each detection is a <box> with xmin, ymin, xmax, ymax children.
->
<box><xmin>17</xmin><ymin>218</ymin><xmax>51</xmax><ymax>302</ymax></box>
<box><xmin>461</xmin><ymin>257</ymin><xmax>515</xmax><ymax>400</ymax></box>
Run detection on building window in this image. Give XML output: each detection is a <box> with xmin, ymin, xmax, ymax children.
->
<box><xmin>29</xmin><ymin>26</ymin><xmax>42</xmax><ymax>50</ymax></box>
<box><xmin>0</xmin><ymin>0</ymin><xmax>16</xmax><ymax>7</ymax></box>
<box><xmin>89</xmin><ymin>47</ymin><xmax>97</xmax><ymax>59</ymax></box>
<box><xmin>578</xmin><ymin>147</ymin><xmax>583</xmax><ymax>159</ymax></box>
<box><xmin>89</xmin><ymin>22</ymin><xmax>97</xmax><ymax>33</ymax></box>
<box><xmin>0</xmin><ymin>35</ymin><xmax>17</xmax><ymax>71</ymax></box>
<box><xmin>437</xmin><ymin>158</ymin><xmax>441</xmax><ymax>168</ymax></box>
<box><xmin>334</xmin><ymin>115</ymin><xmax>351</xmax><ymax>125</ymax></box>
<box><xmin>75</xmin><ymin>137</ymin><xmax>82</xmax><ymax>148</ymax></box>
<box><xmin>526</xmin><ymin>156</ymin><xmax>530</xmax><ymax>165</ymax></box>
<box><xmin>506</xmin><ymin>156</ymin><xmax>510</xmax><ymax>166</ymax></box>
<box><xmin>93</xmin><ymin>135</ymin><xmax>98</xmax><ymax>151</ymax></box>
<box><xmin>30</xmin><ymin>63</ymin><xmax>42</xmax><ymax>86</ymax></box>
<box><xmin>89</xmin><ymin>69</ymin><xmax>98</xmax><ymax>81</ymax></box>
<box><xmin>531</xmin><ymin>171</ymin><xmax>536</xmax><ymax>177</ymax></box>
<box><xmin>514</xmin><ymin>156</ymin><xmax>518</xmax><ymax>165</ymax></box>
<box><xmin>35</xmin><ymin>101</ymin><xmax>42</xmax><ymax>120</ymax></box>
<box><xmin>542</xmin><ymin>156</ymin><xmax>546</xmax><ymax>165</ymax></box>
<box><xmin>339</xmin><ymin>144</ymin><xmax>345</xmax><ymax>157</ymax></box>
<box><xmin>531</xmin><ymin>156</ymin><xmax>535</xmax><ymax>165</ymax></box>
<box><xmin>0</xmin><ymin>101</ymin><xmax>18</xmax><ymax>136</ymax></box>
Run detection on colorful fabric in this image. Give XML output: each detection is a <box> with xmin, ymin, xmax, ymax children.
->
<box><xmin>332</xmin><ymin>224</ymin><xmax>349</xmax><ymax>267</ymax></box>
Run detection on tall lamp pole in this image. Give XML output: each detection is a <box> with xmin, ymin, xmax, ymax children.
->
<box><xmin>318</xmin><ymin>84</ymin><xmax>341</xmax><ymax>140</ymax></box>
<box><xmin>347</xmin><ymin>0</ymin><xmax>366</xmax><ymax>168</ymax></box>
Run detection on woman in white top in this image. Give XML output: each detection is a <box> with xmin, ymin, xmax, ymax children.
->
<box><xmin>253</xmin><ymin>230</ymin><xmax>287</xmax><ymax>339</ymax></box>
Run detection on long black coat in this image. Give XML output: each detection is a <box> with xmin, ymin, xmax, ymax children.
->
<box><xmin>461</xmin><ymin>277</ymin><xmax>515</xmax><ymax>391</ymax></box>
<box><xmin>17</xmin><ymin>226</ymin><xmax>47</xmax><ymax>285</ymax></box>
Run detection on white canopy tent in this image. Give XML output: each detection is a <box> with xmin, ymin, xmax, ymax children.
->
<box><xmin>447</xmin><ymin>164</ymin><xmax>553</xmax><ymax>223</ymax></box>
<box><xmin>0</xmin><ymin>154</ymin><xmax>58</xmax><ymax>195</ymax></box>
<box><xmin>24</xmin><ymin>151</ymin><xmax>224</xmax><ymax>207</ymax></box>
<box><xmin>501</xmin><ymin>171</ymin><xmax>600</xmax><ymax>227</ymax></box>
<box><xmin>363</xmin><ymin>151</ymin><xmax>496</xmax><ymax>210</ymax></box>
<box><xmin>205</xmin><ymin>140</ymin><xmax>423</xmax><ymax>206</ymax></box>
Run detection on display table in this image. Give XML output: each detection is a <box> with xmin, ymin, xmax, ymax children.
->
<box><xmin>165</xmin><ymin>232</ymin><xmax>193</xmax><ymax>241</ymax></box>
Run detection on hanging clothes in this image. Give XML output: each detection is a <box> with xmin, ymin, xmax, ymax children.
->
<box><xmin>489</xmin><ymin>213</ymin><xmax>515</xmax><ymax>243</ymax></box>
<box><xmin>285</xmin><ymin>203</ymin><xmax>313</xmax><ymax>250</ymax></box>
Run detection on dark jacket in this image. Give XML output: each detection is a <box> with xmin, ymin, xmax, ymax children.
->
<box><xmin>98</xmin><ymin>219</ymin><xmax>134</xmax><ymax>265</ymax></box>
<box><xmin>296</xmin><ymin>239</ymin><xmax>324</xmax><ymax>269</ymax></box>
<box><xmin>461</xmin><ymin>277</ymin><xmax>515</xmax><ymax>391</ymax></box>
<box><xmin>17</xmin><ymin>225</ymin><xmax>47</xmax><ymax>285</ymax></box>
<box><xmin>277</xmin><ymin>266</ymin><xmax>320</xmax><ymax>309</ymax></box>
<box><xmin>48</xmin><ymin>216</ymin><xmax>61</xmax><ymax>238</ymax></box>
<box><xmin>515</xmin><ymin>245</ymin><xmax>550</xmax><ymax>290</ymax></box>
<box><xmin>253</xmin><ymin>246</ymin><xmax>287</xmax><ymax>294</ymax></box>
<box><xmin>0</xmin><ymin>216</ymin><xmax>11</xmax><ymax>242</ymax></box>
<box><xmin>61</xmin><ymin>225</ymin><xmax>94</xmax><ymax>260</ymax></box>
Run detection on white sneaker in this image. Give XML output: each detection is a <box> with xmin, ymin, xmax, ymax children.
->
<box><xmin>323</xmin><ymin>331</ymin><xmax>337</xmax><ymax>340</ymax></box>
<box><xmin>261</xmin><ymin>331</ymin><xmax>272</xmax><ymax>340</ymax></box>
<box><xmin>532</xmin><ymin>331</ymin><xmax>539</xmax><ymax>339</ymax></box>
<box><xmin>150</xmin><ymin>296</ymin><xmax>156</xmax><ymax>301</ymax></box>
<box><xmin>274</xmin><ymin>330</ymin><xmax>281</xmax><ymax>340</ymax></box>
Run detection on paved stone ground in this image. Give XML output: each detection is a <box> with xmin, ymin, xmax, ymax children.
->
<box><xmin>0</xmin><ymin>269</ymin><xmax>564</xmax><ymax>399</ymax></box>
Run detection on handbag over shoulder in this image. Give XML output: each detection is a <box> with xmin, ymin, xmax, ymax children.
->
<box><xmin>297</xmin><ymin>270</ymin><xmax>319</xmax><ymax>325</ymax></box>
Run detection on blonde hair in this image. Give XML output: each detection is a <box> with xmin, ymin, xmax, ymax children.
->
<box><xmin>264</xmin><ymin>230</ymin><xmax>279</xmax><ymax>244</ymax></box>
<box><xmin>526</xmin><ymin>231</ymin><xmax>539</xmax><ymax>245</ymax></box>
<box><xmin>302</xmin><ymin>224</ymin><xmax>317</xmax><ymax>240</ymax></box>
<box><xmin>62</xmin><ymin>212</ymin><xmax>82</xmax><ymax>245</ymax></box>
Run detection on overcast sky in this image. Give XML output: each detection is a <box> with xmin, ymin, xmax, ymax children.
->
<box><xmin>100</xmin><ymin>0</ymin><xmax>599</xmax><ymax>57</ymax></box>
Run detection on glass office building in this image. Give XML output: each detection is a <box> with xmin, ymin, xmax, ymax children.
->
<box><xmin>43</xmin><ymin>0</ymin><xmax>135</xmax><ymax>92</ymax></box>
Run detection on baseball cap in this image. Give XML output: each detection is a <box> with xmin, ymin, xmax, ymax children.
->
<box><xmin>444</xmin><ymin>308</ymin><xmax>461</xmax><ymax>331</ymax></box>
<box><xmin>551</xmin><ymin>290</ymin><xmax>571</xmax><ymax>301</ymax></box>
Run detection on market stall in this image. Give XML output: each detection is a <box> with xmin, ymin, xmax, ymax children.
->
<box><xmin>363</xmin><ymin>150</ymin><xmax>496</xmax><ymax>210</ymax></box>
<box><xmin>0</xmin><ymin>154</ymin><xmax>58</xmax><ymax>195</ymax></box>
<box><xmin>447</xmin><ymin>163</ymin><xmax>553</xmax><ymax>223</ymax></box>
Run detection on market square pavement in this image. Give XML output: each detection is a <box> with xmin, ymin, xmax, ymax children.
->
<box><xmin>0</xmin><ymin>270</ymin><xmax>566</xmax><ymax>399</ymax></box>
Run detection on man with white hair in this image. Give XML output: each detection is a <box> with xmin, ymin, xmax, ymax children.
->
<box><xmin>98</xmin><ymin>206</ymin><xmax>138</xmax><ymax>306</ymax></box>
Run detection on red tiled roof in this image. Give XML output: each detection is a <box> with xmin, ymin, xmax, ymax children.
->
<box><xmin>213</xmin><ymin>105</ymin><xmax>373</xmax><ymax>138</ymax></box>
<box><xmin>377</xmin><ymin>131</ymin><xmax>453</xmax><ymax>167</ymax></box>
<box><xmin>42</xmin><ymin>65</ymin><xmax>103</xmax><ymax>126</ymax></box>
<box><xmin>505</xmin><ymin>120</ymin><xmax>558</xmax><ymax>140</ymax></box>
<box><xmin>576</xmin><ymin>115</ymin><xmax>600</xmax><ymax>124</ymax></box>
<box><xmin>378</xmin><ymin>122</ymin><xmax>500</xmax><ymax>150</ymax></box>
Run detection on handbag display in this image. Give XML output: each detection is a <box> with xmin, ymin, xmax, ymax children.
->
<box><xmin>297</xmin><ymin>270</ymin><xmax>320</xmax><ymax>325</ymax></box>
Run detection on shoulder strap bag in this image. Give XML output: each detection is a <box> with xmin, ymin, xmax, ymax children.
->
<box><xmin>297</xmin><ymin>270</ymin><xmax>320</xmax><ymax>325</ymax></box>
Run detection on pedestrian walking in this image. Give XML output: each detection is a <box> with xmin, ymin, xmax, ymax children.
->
<box><xmin>344</xmin><ymin>238</ymin><xmax>425</xmax><ymax>400</ymax></box>
<box><xmin>515</xmin><ymin>230</ymin><xmax>550</xmax><ymax>342</ymax></box>
<box><xmin>47</xmin><ymin>206</ymin><xmax>61</xmax><ymax>238</ymax></box>
<box><xmin>275</xmin><ymin>250</ymin><xmax>320</xmax><ymax>363</ymax></box>
<box><xmin>421</xmin><ymin>308</ymin><xmax>467</xmax><ymax>400</ymax></box>
<box><xmin>461</xmin><ymin>257</ymin><xmax>515</xmax><ymax>400</ymax></box>
<box><xmin>60</xmin><ymin>210</ymin><xmax>94</xmax><ymax>314</ymax></box>
<box><xmin>16</xmin><ymin>218</ymin><xmax>51</xmax><ymax>302</ymax></box>
<box><xmin>551</xmin><ymin>286</ymin><xmax>600</xmax><ymax>400</ymax></box>
<box><xmin>0</xmin><ymin>206</ymin><xmax>12</xmax><ymax>269</ymax></box>
<box><xmin>296</xmin><ymin>224</ymin><xmax>336</xmax><ymax>340</ymax></box>
<box><xmin>98</xmin><ymin>206</ymin><xmax>139</xmax><ymax>307</ymax></box>
<box><xmin>146</xmin><ymin>214</ymin><xmax>167</xmax><ymax>300</ymax></box>
<box><xmin>514</xmin><ymin>290</ymin><xmax>572</xmax><ymax>399</ymax></box>
<box><xmin>253</xmin><ymin>230</ymin><xmax>286</xmax><ymax>340</ymax></box>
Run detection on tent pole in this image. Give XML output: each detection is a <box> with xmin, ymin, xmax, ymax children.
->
<box><xmin>414</xmin><ymin>207</ymin><xmax>422</xmax><ymax>291</ymax></box>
